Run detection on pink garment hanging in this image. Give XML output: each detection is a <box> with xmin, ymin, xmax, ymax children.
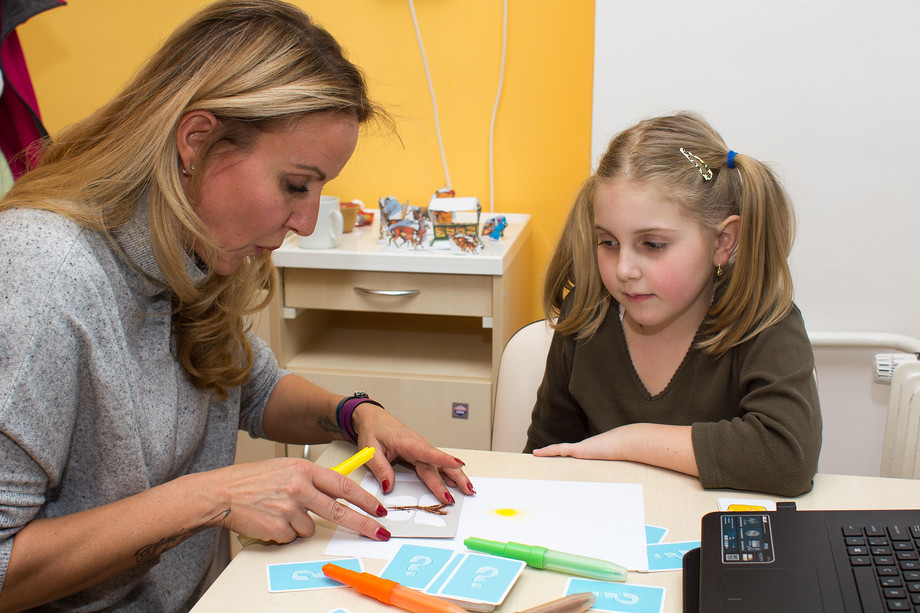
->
<box><xmin>0</xmin><ymin>0</ymin><xmax>65</xmax><ymax>178</ymax></box>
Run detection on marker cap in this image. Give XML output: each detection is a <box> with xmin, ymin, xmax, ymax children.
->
<box><xmin>322</xmin><ymin>563</ymin><xmax>395</xmax><ymax>602</ymax></box>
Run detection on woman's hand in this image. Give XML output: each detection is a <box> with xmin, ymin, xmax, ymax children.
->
<box><xmin>201</xmin><ymin>456</ymin><xmax>391</xmax><ymax>543</ymax></box>
<box><xmin>0</xmin><ymin>455</ymin><xmax>391</xmax><ymax>612</ymax></box>
<box><xmin>351</xmin><ymin>404</ymin><xmax>474</xmax><ymax>503</ymax></box>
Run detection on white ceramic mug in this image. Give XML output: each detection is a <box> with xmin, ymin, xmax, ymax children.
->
<box><xmin>298</xmin><ymin>195</ymin><xmax>344</xmax><ymax>249</ymax></box>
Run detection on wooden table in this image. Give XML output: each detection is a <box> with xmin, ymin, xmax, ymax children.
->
<box><xmin>193</xmin><ymin>441</ymin><xmax>920</xmax><ymax>612</ymax></box>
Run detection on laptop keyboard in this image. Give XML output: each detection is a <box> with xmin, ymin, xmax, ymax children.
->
<box><xmin>844</xmin><ymin>522</ymin><xmax>920</xmax><ymax>612</ymax></box>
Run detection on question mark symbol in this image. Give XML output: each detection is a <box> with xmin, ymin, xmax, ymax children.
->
<box><xmin>406</xmin><ymin>555</ymin><xmax>433</xmax><ymax>577</ymax></box>
<box><xmin>472</xmin><ymin>566</ymin><xmax>499</xmax><ymax>588</ymax></box>
<box><xmin>604</xmin><ymin>591</ymin><xmax>639</xmax><ymax>605</ymax></box>
<box><xmin>291</xmin><ymin>569</ymin><xmax>322</xmax><ymax>582</ymax></box>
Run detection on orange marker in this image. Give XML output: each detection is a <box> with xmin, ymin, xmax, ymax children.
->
<box><xmin>322</xmin><ymin>563</ymin><xmax>467</xmax><ymax>613</ymax></box>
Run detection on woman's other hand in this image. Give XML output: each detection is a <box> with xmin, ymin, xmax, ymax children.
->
<box><xmin>200</xmin><ymin>457</ymin><xmax>391</xmax><ymax>543</ymax></box>
<box><xmin>351</xmin><ymin>404</ymin><xmax>474</xmax><ymax>503</ymax></box>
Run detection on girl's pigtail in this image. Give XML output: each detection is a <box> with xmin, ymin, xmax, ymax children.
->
<box><xmin>707</xmin><ymin>154</ymin><xmax>795</xmax><ymax>354</ymax></box>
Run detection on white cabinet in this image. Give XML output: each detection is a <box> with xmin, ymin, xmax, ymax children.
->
<box><xmin>262</xmin><ymin>213</ymin><xmax>533</xmax><ymax>450</ymax></box>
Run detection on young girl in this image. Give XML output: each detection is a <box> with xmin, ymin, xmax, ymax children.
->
<box><xmin>525</xmin><ymin>113</ymin><xmax>821</xmax><ymax>497</ymax></box>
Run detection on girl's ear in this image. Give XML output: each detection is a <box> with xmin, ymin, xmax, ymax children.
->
<box><xmin>176</xmin><ymin>110</ymin><xmax>219</xmax><ymax>175</ymax></box>
<box><xmin>714</xmin><ymin>214</ymin><xmax>741</xmax><ymax>267</ymax></box>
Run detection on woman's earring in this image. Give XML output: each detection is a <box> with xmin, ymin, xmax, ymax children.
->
<box><xmin>181</xmin><ymin>167</ymin><xmax>189</xmax><ymax>177</ymax></box>
<box><xmin>717</xmin><ymin>264</ymin><xmax>723</xmax><ymax>277</ymax></box>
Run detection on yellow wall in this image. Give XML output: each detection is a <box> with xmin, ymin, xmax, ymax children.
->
<box><xmin>17</xmin><ymin>0</ymin><xmax>594</xmax><ymax>321</ymax></box>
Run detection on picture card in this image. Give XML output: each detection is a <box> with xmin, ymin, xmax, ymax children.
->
<box><xmin>565</xmin><ymin>577</ymin><xmax>666</xmax><ymax>613</ymax></box>
<box><xmin>368</xmin><ymin>476</ymin><xmax>464</xmax><ymax>538</ymax></box>
<box><xmin>381</xmin><ymin>544</ymin><xmax>524</xmax><ymax>608</ymax></box>
<box><xmin>645</xmin><ymin>525</ymin><xmax>668</xmax><ymax>545</ymax></box>
<box><xmin>645</xmin><ymin>541</ymin><xmax>700</xmax><ymax>572</ymax></box>
<box><xmin>266</xmin><ymin>557</ymin><xmax>361</xmax><ymax>593</ymax></box>
<box><xmin>431</xmin><ymin>552</ymin><xmax>525</xmax><ymax>606</ymax></box>
<box><xmin>381</xmin><ymin>544</ymin><xmax>456</xmax><ymax>590</ymax></box>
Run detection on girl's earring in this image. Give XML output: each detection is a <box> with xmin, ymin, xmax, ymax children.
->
<box><xmin>181</xmin><ymin>167</ymin><xmax>189</xmax><ymax>177</ymax></box>
<box><xmin>717</xmin><ymin>264</ymin><xmax>723</xmax><ymax>277</ymax></box>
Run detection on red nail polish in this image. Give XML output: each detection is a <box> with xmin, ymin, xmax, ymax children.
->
<box><xmin>377</xmin><ymin>505</ymin><xmax>388</xmax><ymax>517</ymax></box>
<box><xmin>445</xmin><ymin>492</ymin><xmax>455</xmax><ymax>504</ymax></box>
<box><xmin>454</xmin><ymin>457</ymin><xmax>466</xmax><ymax>467</ymax></box>
<box><xmin>467</xmin><ymin>483</ymin><xmax>476</xmax><ymax>495</ymax></box>
<box><xmin>376</xmin><ymin>527</ymin><xmax>391</xmax><ymax>541</ymax></box>
<box><xmin>382</xmin><ymin>480</ymin><xmax>390</xmax><ymax>493</ymax></box>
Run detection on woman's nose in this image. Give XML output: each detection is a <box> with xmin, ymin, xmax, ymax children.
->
<box><xmin>286</xmin><ymin>198</ymin><xmax>319</xmax><ymax>236</ymax></box>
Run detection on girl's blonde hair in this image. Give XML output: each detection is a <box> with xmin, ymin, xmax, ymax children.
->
<box><xmin>1</xmin><ymin>0</ymin><xmax>385</xmax><ymax>399</ymax></box>
<box><xmin>544</xmin><ymin>112</ymin><xmax>795</xmax><ymax>356</ymax></box>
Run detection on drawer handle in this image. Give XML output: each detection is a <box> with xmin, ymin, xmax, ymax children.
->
<box><xmin>354</xmin><ymin>286</ymin><xmax>420</xmax><ymax>297</ymax></box>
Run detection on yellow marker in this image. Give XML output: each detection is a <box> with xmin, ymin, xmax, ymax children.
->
<box><xmin>727</xmin><ymin>504</ymin><xmax>767</xmax><ymax>512</ymax></box>
<box><xmin>238</xmin><ymin>446</ymin><xmax>376</xmax><ymax>548</ymax></box>
<box><xmin>331</xmin><ymin>446</ymin><xmax>376</xmax><ymax>476</ymax></box>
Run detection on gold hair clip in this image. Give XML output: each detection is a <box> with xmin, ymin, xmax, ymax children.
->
<box><xmin>680</xmin><ymin>147</ymin><xmax>712</xmax><ymax>181</ymax></box>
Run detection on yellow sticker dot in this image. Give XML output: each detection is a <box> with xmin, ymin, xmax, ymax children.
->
<box><xmin>495</xmin><ymin>508</ymin><xmax>517</xmax><ymax>517</ymax></box>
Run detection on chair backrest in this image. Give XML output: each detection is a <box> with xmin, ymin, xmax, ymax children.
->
<box><xmin>491</xmin><ymin>319</ymin><xmax>554</xmax><ymax>452</ymax></box>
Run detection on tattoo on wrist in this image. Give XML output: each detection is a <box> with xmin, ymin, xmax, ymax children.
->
<box><xmin>134</xmin><ymin>509</ymin><xmax>230</xmax><ymax>564</ymax></box>
<box><xmin>318</xmin><ymin>415</ymin><xmax>341</xmax><ymax>435</ymax></box>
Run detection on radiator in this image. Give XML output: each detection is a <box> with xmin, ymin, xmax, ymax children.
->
<box><xmin>808</xmin><ymin>332</ymin><xmax>920</xmax><ymax>479</ymax></box>
<box><xmin>881</xmin><ymin>362</ymin><xmax>920</xmax><ymax>479</ymax></box>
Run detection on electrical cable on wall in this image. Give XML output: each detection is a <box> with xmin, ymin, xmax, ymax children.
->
<box><xmin>488</xmin><ymin>0</ymin><xmax>508</xmax><ymax>212</ymax></box>
<box><xmin>408</xmin><ymin>0</ymin><xmax>451</xmax><ymax>192</ymax></box>
<box><xmin>408</xmin><ymin>0</ymin><xmax>508</xmax><ymax>211</ymax></box>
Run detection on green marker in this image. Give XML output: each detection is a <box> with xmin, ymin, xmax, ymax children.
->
<box><xmin>463</xmin><ymin>536</ymin><xmax>628</xmax><ymax>582</ymax></box>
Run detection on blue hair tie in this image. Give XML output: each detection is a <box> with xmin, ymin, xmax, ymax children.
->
<box><xmin>727</xmin><ymin>150</ymin><xmax>738</xmax><ymax>169</ymax></box>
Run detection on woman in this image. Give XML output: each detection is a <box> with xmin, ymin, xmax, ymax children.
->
<box><xmin>0</xmin><ymin>1</ymin><xmax>472</xmax><ymax>610</ymax></box>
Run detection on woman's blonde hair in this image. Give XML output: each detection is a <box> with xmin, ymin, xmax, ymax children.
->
<box><xmin>544</xmin><ymin>112</ymin><xmax>795</xmax><ymax>356</ymax></box>
<box><xmin>1</xmin><ymin>0</ymin><xmax>385</xmax><ymax>399</ymax></box>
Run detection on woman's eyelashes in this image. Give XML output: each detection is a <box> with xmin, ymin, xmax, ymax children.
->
<box><xmin>286</xmin><ymin>181</ymin><xmax>309</xmax><ymax>195</ymax></box>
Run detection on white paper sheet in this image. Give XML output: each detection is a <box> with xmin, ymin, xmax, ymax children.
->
<box><xmin>325</xmin><ymin>472</ymin><xmax>649</xmax><ymax>571</ymax></box>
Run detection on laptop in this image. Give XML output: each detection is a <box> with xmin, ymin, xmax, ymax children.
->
<box><xmin>683</xmin><ymin>503</ymin><xmax>920</xmax><ymax>612</ymax></box>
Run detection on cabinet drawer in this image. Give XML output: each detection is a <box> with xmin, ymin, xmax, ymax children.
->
<box><xmin>282</xmin><ymin>268</ymin><xmax>493</xmax><ymax>317</ymax></box>
<box><xmin>288</xmin><ymin>371</ymin><xmax>493</xmax><ymax>450</ymax></box>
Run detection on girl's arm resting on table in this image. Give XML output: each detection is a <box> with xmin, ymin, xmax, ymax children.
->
<box><xmin>0</xmin><ymin>459</ymin><xmax>389</xmax><ymax>613</ymax></box>
<box><xmin>260</xmin><ymin>373</ymin><xmax>472</xmax><ymax>502</ymax></box>
<box><xmin>532</xmin><ymin>423</ymin><xmax>699</xmax><ymax>477</ymax></box>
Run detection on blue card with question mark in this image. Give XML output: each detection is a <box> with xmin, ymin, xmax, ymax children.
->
<box><xmin>565</xmin><ymin>578</ymin><xmax>666</xmax><ymax>613</ymax></box>
<box><xmin>383</xmin><ymin>544</ymin><xmax>456</xmax><ymax>589</ymax></box>
<box><xmin>382</xmin><ymin>544</ymin><xmax>524</xmax><ymax>606</ymax></box>
<box><xmin>266</xmin><ymin>557</ymin><xmax>362</xmax><ymax>592</ymax></box>
<box><xmin>433</xmin><ymin>552</ymin><xmax>524</xmax><ymax>604</ymax></box>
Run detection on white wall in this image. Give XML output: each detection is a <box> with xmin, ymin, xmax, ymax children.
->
<box><xmin>593</xmin><ymin>1</ymin><xmax>920</xmax><ymax>477</ymax></box>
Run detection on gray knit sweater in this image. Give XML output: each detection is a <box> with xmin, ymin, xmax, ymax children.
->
<box><xmin>0</xmin><ymin>206</ymin><xmax>286</xmax><ymax>611</ymax></box>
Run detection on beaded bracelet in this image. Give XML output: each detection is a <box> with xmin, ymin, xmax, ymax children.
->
<box><xmin>335</xmin><ymin>392</ymin><xmax>385</xmax><ymax>444</ymax></box>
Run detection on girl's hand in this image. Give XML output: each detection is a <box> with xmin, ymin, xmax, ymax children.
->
<box><xmin>532</xmin><ymin>423</ymin><xmax>699</xmax><ymax>476</ymax></box>
<box><xmin>532</xmin><ymin>428</ymin><xmax>627</xmax><ymax>461</ymax></box>
<box><xmin>202</xmin><ymin>457</ymin><xmax>391</xmax><ymax>543</ymax></box>
<box><xmin>351</xmin><ymin>404</ymin><xmax>474</xmax><ymax>503</ymax></box>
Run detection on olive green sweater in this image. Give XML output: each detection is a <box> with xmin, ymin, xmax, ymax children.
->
<box><xmin>525</xmin><ymin>304</ymin><xmax>822</xmax><ymax>496</ymax></box>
